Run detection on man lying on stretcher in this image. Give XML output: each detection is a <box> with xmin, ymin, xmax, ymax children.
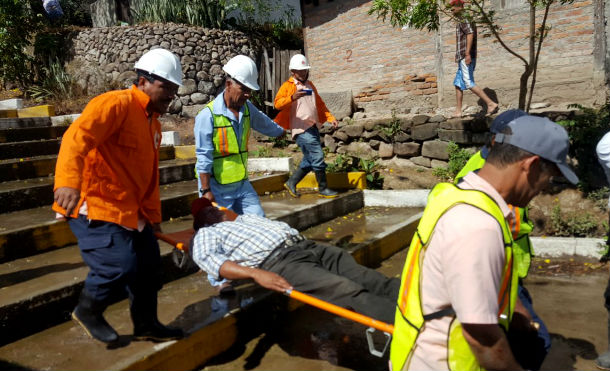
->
<box><xmin>183</xmin><ymin>198</ymin><xmax>399</xmax><ymax>324</ymax></box>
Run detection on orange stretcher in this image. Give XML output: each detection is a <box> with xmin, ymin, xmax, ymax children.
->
<box><xmin>155</xmin><ymin>228</ymin><xmax>394</xmax><ymax>357</ymax></box>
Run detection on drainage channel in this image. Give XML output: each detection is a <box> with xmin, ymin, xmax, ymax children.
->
<box><xmin>0</xmin><ymin>204</ymin><xmax>422</xmax><ymax>371</ymax></box>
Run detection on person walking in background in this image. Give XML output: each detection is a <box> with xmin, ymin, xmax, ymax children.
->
<box><xmin>53</xmin><ymin>48</ymin><xmax>184</xmax><ymax>343</ymax></box>
<box><xmin>274</xmin><ymin>54</ymin><xmax>339</xmax><ymax>198</ymax></box>
<box><xmin>451</xmin><ymin>0</ymin><xmax>498</xmax><ymax>117</ymax></box>
<box><xmin>194</xmin><ymin>55</ymin><xmax>285</xmax><ymax>216</ymax></box>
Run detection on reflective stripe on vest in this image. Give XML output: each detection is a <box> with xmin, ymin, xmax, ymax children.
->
<box><xmin>389</xmin><ymin>183</ymin><xmax>518</xmax><ymax>371</ymax></box>
<box><xmin>454</xmin><ymin>151</ymin><xmax>534</xmax><ymax>278</ymax></box>
<box><xmin>206</xmin><ymin>101</ymin><xmax>250</xmax><ymax>184</ymax></box>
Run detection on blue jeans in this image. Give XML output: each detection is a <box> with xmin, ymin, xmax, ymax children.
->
<box><xmin>295</xmin><ymin>125</ymin><xmax>326</xmax><ymax>172</ymax></box>
<box><xmin>68</xmin><ymin>215</ymin><xmax>161</xmax><ymax>303</ymax></box>
<box><xmin>206</xmin><ymin>178</ymin><xmax>265</xmax><ymax>216</ymax></box>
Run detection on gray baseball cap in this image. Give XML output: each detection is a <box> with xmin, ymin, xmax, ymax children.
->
<box><xmin>481</xmin><ymin>109</ymin><xmax>528</xmax><ymax>159</ymax></box>
<box><xmin>493</xmin><ymin>115</ymin><xmax>578</xmax><ymax>184</ymax></box>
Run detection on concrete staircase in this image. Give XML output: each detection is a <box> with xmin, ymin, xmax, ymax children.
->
<box><xmin>0</xmin><ymin>116</ymin><xmax>421</xmax><ymax>370</ymax></box>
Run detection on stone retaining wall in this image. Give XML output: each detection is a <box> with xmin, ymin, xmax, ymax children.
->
<box><xmin>256</xmin><ymin>111</ymin><xmax>574</xmax><ymax>168</ymax></box>
<box><xmin>70</xmin><ymin>23</ymin><xmax>268</xmax><ymax>117</ymax></box>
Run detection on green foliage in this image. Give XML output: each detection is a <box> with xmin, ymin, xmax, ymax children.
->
<box><xmin>326</xmin><ymin>154</ymin><xmax>385</xmax><ymax>189</ymax></box>
<box><xmin>550</xmin><ymin>200</ymin><xmax>598</xmax><ymax>237</ymax></box>
<box><xmin>380</xmin><ymin>111</ymin><xmax>402</xmax><ymax>141</ymax></box>
<box><xmin>249</xmin><ymin>145</ymin><xmax>272</xmax><ymax>158</ymax></box>
<box><xmin>368</xmin><ymin>0</ymin><xmax>439</xmax><ymax>31</ymax></box>
<box><xmin>587</xmin><ymin>186</ymin><xmax>609</xmax><ymax>211</ymax></box>
<box><xmin>432</xmin><ymin>142</ymin><xmax>472</xmax><ymax>181</ymax></box>
<box><xmin>0</xmin><ymin>0</ymin><xmax>42</xmax><ymax>86</ymax></box>
<box><xmin>557</xmin><ymin>104</ymin><xmax>610</xmax><ymax>192</ymax></box>
<box><xmin>271</xmin><ymin>135</ymin><xmax>289</xmax><ymax>148</ymax></box>
<box><xmin>27</xmin><ymin>59</ymin><xmax>81</xmax><ymax>102</ymax></box>
<box><xmin>132</xmin><ymin>0</ymin><xmax>229</xmax><ymax>28</ymax></box>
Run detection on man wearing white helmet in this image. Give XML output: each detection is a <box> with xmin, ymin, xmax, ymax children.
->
<box><xmin>274</xmin><ymin>54</ymin><xmax>339</xmax><ymax>198</ymax></box>
<box><xmin>194</xmin><ymin>54</ymin><xmax>285</xmax><ymax>217</ymax></box>
<box><xmin>53</xmin><ymin>48</ymin><xmax>184</xmax><ymax>344</ymax></box>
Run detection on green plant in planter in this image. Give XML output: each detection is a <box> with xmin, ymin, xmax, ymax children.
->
<box><xmin>326</xmin><ymin>154</ymin><xmax>384</xmax><ymax>189</ymax></box>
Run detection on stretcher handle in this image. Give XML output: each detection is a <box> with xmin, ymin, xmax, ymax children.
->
<box><xmin>285</xmin><ymin>289</ymin><xmax>394</xmax><ymax>334</ymax></box>
<box><xmin>154</xmin><ymin>232</ymin><xmax>186</xmax><ymax>252</ymax></box>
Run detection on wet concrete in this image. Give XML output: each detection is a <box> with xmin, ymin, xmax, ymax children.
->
<box><xmin>302</xmin><ymin>206</ymin><xmax>421</xmax><ymax>249</ymax></box>
<box><xmin>0</xmin><ymin>139</ymin><xmax>61</xmax><ymax>160</ymax></box>
<box><xmin>201</xmin><ymin>249</ymin><xmax>609</xmax><ymax>371</ymax></box>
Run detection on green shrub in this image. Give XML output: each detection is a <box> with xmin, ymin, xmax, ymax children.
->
<box><xmin>0</xmin><ymin>0</ymin><xmax>41</xmax><ymax>86</ymax></box>
<box><xmin>433</xmin><ymin>142</ymin><xmax>472</xmax><ymax>182</ymax></box>
<box><xmin>27</xmin><ymin>59</ymin><xmax>81</xmax><ymax>102</ymax></box>
<box><xmin>550</xmin><ymin>201</ymin><xmax>598</xmax><ymax>237</ymax></box>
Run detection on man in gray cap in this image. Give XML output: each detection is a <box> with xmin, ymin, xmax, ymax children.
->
<box><xmin>390</xmin><ymin>115</ymin><xmax>576</xmax><ymax>371</ymax></box>
<box><xmin>455</xmin><ymin>110</ymin><xmax>550</xmax><ymax>370</ymax></box>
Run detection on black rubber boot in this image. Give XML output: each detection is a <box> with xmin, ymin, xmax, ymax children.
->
<box><xmin>131</xmin><ymin>294</ymin><xmax>183</xmax><ymax>342</ymax></box>
<box><xmin>315</xmin><ymin>171</ymin><xmax>338</xmax><ymax>198</ymax></box>
<box><xmin>72</xmin><ymin>291</ymin><xmax>119</xmax><ymax>343</ymax></box>
<box><xmin>597</xmin><ymin>311</ymin><xmax>610</xmax><ymax>370</ymax></box>
<box><xmin>284</xmin><ymin>168</ymin><xmax>309</xmax><ymax>198</ymax></box>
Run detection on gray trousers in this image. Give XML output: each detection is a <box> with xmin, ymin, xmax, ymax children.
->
<box><xmin>262</xmin><ymin>240</ymin><xmax>400</xmax><ymax>324</ymax></box>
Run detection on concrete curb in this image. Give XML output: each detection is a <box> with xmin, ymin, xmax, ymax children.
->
<box><xmin>531</xmin><ymin>237</ymin><xmax>605</xmax><ymax>258</ymax></box>
<box><xmin>363</xmin><ymin>189</ymin><xmax>429</xmax><ymax>207</ymax></box>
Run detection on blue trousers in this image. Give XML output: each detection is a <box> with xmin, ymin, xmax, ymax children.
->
<box><xmin>205</xmin><ymin>178</ymin><xmax>265</xmax><ymax>216</ymax></box>
<box><xmin>510</xmin><ymin>285</ymin><xmax>551</xmax><ymax>371</ymax></box>
<box><xmin>68</xmin><ymin>215</ymin><xmax>162</xmax><ymax>303</ymax></box>
<box><xmin>295</xmin><ymin>125</ymin><xmax>326</xmax><ymax>172</ymax></box>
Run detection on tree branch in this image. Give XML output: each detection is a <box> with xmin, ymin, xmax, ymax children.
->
<box><xmin>469</xmin><ymin>0</ymin><xmax>529</xmax><ymax>67</ymax></box>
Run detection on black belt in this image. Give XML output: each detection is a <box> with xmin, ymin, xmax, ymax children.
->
<box><xmin>259</xmin><ymin>234</ymin><xmax>305</xmax><ymax>269</ymax></box>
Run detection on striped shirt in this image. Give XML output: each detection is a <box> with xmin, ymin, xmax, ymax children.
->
<box><xmin>455</xmin><ymin>21</ymin><xmax>477</xmax><ymax>62</ymax></box>
<box><xmin>191</xmin><ymin>214</ymin><xmax>300</xmax><ymax>281</ymax></box>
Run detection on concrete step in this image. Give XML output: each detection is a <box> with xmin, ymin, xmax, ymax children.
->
<box><xmin>0</xmin><ymin>125</ymin><xmax>68</xmax><ymax>143</ymax></box>
<box><xmin>0</xmin><ymin>159</ymin><xmax>198</xmax><ymax>213</ymax></box>
<box><xmin>0</xmin><ymin>202</ymin><xmax>420</xmax><ymax>370</ymax></box>
<box><xmin>0</xmin><ymin>148</ymin><xmax>180</xmax><ymax>183</ymax></box>
<box><xmin>0</xmin><ymin>191</ymin><xmax>365</xmax><ymax>347</ymax></box>
<box><xmin>0</xmin><ymin>179</ymin><xmax>197</xmax><ymax>263</ymax></box>
<box><xmin>0</xmin><ymin>155</ymin><xmax>57</xmax><ymax>182</ymax></box>
<box><xmin>0</xmin><ymin>139</ymin><xmax>61</xmax><ymax>160</ymax></box>
<box><xmin>0</xmin><ymin>174</ymin><xmax>302</xmax><ymax>264</ymax></box>
<box><xmin>0</xmin><ymin>116</ymin><xmax>51</xmax><ymax>129</ymax></box>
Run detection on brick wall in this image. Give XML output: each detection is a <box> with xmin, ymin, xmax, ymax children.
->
<box><xmin>303</xmin><ymin>0</ymin><xmax>606</xmax><ymax>114</ymax></box>
<box><xmin>303</xmin><ymin>0</ymin><xmax>439</xmax><ymax>113</ymax></box>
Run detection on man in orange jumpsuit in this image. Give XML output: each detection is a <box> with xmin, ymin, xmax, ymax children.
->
<box><xmin>53</xmin><ymin>48</ymin><xmax>183</xmax><ymax>343</ymax></box>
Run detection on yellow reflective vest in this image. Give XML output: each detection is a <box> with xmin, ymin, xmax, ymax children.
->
<box><xmin>207</xmin><ymin>101</ymin><xmax>251</xmax><ymax>184</ymax></box>
<box><xmin>454</xmin><ymin>151</ymin><xmax>534</xmax><ymax>279</ymax></box>
<box><xmin>390</xmin><ymin>183</ymin><xmax>518</xmax><ymax>371</ymax></box>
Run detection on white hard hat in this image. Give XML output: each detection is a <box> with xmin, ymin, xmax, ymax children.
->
<box><xmin>289</xmin><ymin>54</ymin><xmax>311</xmax><ymax>70</ymax></box>
<box><xmin>134</xmin><ymin>48</ymin><xmax>183</xmax><ymax>86</ymax></box>
<box><xmin>222</xmin><ymin>55</ymin><xmax>260</xmax><ymax>91</ymax></box>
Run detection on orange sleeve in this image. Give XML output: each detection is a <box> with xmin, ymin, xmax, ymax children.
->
<box><xmin>311</xmin><ymin>83</ymin><xmax>336</xmax><ymax>123</ymax></box>
<box><xmin>274</xmin><ymin>80</ymin><xmax>296</xmax><ymax>111</ymax></box>
<box><xmin>53</xmin><ymin>92</ymin><xmax>128</xmax><ymax>191</ymax></box>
